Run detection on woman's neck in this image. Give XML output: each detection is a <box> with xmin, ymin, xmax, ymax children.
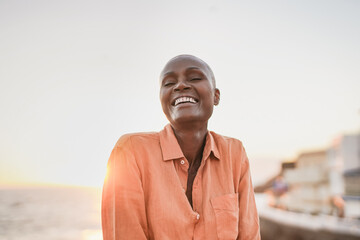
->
<box><xmin>171</xmin><ymin>123</ymin><xmax>208</xmax><ymax>165</ymax></box>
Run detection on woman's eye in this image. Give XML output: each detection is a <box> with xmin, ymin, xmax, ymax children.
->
<box><xmin>164</xmin><ymin>82</ymin><xmax>175</xmax><ymax>87</ymax></box>
<box><xmin>190</xmin><ymin>78</ymin><xmax>202</xmax><ymax>81</ymax></box>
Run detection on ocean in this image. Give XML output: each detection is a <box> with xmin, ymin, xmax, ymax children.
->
<box><xmin>0</xmin><ymin>186</ymin><xmax>102</xmax><ymax>240</ymax></box>
<box><xmin>3</xmin><ymin>187</ymin><xmax>358</xmax><ymax>240</ymax></box>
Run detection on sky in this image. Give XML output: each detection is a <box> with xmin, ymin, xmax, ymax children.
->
<box><xmin>0</xmin><ymin>0</ymin><xmax>359</xmax><ymax>187</ymax></box>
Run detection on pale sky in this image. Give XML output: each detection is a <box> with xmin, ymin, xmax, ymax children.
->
<box><xmin>0</xmin><ymin>0</ymin><xmax>359</xmax><ymax>187</ymax></box>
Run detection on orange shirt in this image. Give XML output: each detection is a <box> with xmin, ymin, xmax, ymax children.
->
<box><xmin>102</xmin><ymin>124</ymin><xmax>260</xmax><ymax>240</ymax></box>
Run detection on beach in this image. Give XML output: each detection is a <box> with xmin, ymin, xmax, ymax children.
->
<box><xmin>2</xmin><ymin>187</ymin><xmax>359</xmax><ymax>240</ymax></box>
<box><xmin>0</xmin><ymin>186</ymin><xmax>102</xmax><ymax>240</ymax></box>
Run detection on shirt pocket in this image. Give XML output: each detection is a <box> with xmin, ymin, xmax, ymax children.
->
<box><xmin>210</xmin><ymin>193</ymin><xmax>239</xmax><ymax>240</ymax></box>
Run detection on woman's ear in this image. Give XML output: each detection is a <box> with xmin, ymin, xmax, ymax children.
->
<box><xmin>214</xmin><ymin>88</ymin><xmax>220</xmax><ymax>106</ymax></box>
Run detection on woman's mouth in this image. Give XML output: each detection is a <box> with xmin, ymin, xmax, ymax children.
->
<box><xmin>174</xmin><ymin>97</ymin><xmax>198</xmax><ymax>106</ymax></box>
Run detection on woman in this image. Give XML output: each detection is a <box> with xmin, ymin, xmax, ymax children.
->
<box><xmin>102</xmin><ymin>55</ymin><xmax>261</xmax><ymax>240</ymax></box>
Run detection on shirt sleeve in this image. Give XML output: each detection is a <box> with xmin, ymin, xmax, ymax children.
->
<box><xmin>237</xmin><ymin>144</ymin><xmax>261</xmax><ymax>240</ymax></box>
<box><xmin>101</xmin><ymin>136</ymin><xmax>149</xmax><ymax>240</ymax></box>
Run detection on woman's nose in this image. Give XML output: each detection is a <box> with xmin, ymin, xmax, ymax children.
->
<box><xmin>174</xmin><ymin>80</ymin><xmax>191</xmax><ymax>92</ymax></box>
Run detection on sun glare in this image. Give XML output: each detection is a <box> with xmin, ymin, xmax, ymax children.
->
<box><xmin>82</xmin><ymin>230</ymin><xmax>102</xmax><ymax>240</ymax></box>
<box><xmin>0</xmin><ymin>164</ymin><xmax>107</xmax><ymax>188</ymax></box>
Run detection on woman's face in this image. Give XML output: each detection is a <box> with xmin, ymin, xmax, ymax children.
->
<box><xmin>159</xmin><ymin>56</ymin><xmax>220</xmax><ymax>128</ymax></box>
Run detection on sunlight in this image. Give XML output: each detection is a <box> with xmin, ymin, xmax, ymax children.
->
<box><xmin>82</xmin><ymin>229</ymin><xmax>102</xmax><ymax>240</ymax></box>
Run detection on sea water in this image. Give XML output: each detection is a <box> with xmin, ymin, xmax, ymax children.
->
<box><xmin>0</xmin><ymin>186</ymin><xmax>102</xmax><ymax>240</ymax></box>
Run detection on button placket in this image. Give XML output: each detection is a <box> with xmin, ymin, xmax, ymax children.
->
<box><xmin>177</xmin><ymin>158</ymin><xmax>189</xmax><ymax>191</ymax></box>
<box><xmin>179</xmin><ymin>158</ymin><xmax>189</xmax><ymax>169</ymax></box>
<box><xmin>192</xmin><ymin>168</ymin><xmax>203</xmax><ymax>215</ymax></box>
<box><xmin>178</xmin><ymin>158</ymin><xmax>189</xmax><ymax>175</ymax></box>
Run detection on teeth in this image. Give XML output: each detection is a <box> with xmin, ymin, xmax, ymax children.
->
<box><xmin>175</xmin><ymin>97</ymin><xmax>197</xmax><ymax>106</ymax></box>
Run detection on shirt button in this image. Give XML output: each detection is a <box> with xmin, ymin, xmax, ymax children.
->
<box><xmin>180</xmin><ymin>160</ymin><xmax>185</xmax><ymax>165</ymax></box>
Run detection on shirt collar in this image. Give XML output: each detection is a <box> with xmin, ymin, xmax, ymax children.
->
<box><xmin>159</xmin><ymin>124</ymin><xmax>220</xmax><ymax>161</ymax></box>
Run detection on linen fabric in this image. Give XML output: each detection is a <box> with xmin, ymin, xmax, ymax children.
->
<box><xmin>102</xmin><ymin>124</ymin><xmax>260</xmax><ymax>240</ymax></box>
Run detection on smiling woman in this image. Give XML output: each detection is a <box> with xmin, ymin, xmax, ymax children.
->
<box><xmin>159</xmin><ymin>55</ymin><xmax>220</xmax><ymax>130</ymax></box>
<box><xmin>101</xmin><ymin>55</ymin><xmax>261</xmax><ymax>240</ymax></box>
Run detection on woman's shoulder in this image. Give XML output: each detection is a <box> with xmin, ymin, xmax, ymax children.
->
<box><xmin>209</xmin><ymin>131</ymin><xmax>244</xmax><ymax>148</ymax></box>
<box><xmin>114</xmin><ymin>131</ymin><xmax>160</xmax><ymax>148</ymax></box>
<box><xmin>210</xmin><ymin>131</ymin><xmax>249</xmax><ymax>169</ymax></box>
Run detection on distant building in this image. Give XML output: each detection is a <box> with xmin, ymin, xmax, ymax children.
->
<box><xmin>344</xmin><ymin>168</ymin><xmax>360</xmax><ymax>196</ymax></box>
<box><xmin>329</xmin><ymin>134</ymin><xmax>360</xmax><ymax>194</ymax></box>
<box><xmin>328</xmin><ymin>134</ymin><xmax>360</xmax><ymax>218</ymax></box>
<box><xmin>283</xmin><ymin>150</ymin><xmax>332</xmax><ymax>214</ymax></box>
<box><xmin>282</xmin><ymin>133</ymin><xmax>360</xmax><ymax>218</ymax></box>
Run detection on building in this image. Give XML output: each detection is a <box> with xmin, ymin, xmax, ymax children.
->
<box><xmin>283</xmin><ymin>150</ymin><xmax>332</xmax><ymax>214</ymax></box>
<box><xmin>282</xmin><ymin>133</ymin><xmax>360</xmax><ymax>217</ymax></box>
<box><xmin>328</xmin><ymin>134</ymin><xmax>360</xmax><ymax>218</ymax></box>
